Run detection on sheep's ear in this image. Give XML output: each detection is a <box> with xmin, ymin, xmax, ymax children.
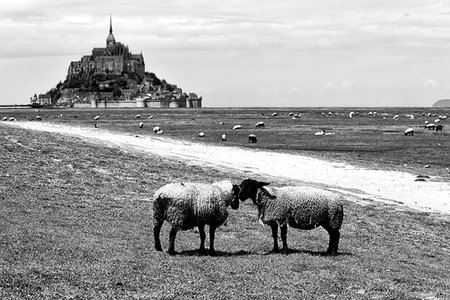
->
<box><xmin>257</xmin><ymin>181</ymin><xmax>270</xmax><ymax>187</ymax></box>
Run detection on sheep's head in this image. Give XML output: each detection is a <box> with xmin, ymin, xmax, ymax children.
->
<box><xmin>229</xmin><ymin>184</ymin><xmax>240</xmax><ymax>209</ymax></box>
<box><xmin>238</xmin><ymin>179</ymin><xmax>270</xmax><ymax>204</ymax></box>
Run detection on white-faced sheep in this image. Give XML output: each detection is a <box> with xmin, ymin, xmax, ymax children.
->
<box><xmin>404</xmin><ymin>128</ymin><xmax>414</xmax><ymax>136</ymax></box>
<box><xmin>248</xmin><ymin>134</ymin><xmax>257</xmax><ymax>143</ymax></box>
<box><xmin>221</xmin><ymin>134</ymin><xmax>227</xmax><ymax>141</ymax></box>
<box><xmin>238</xmin><ymin>179</ymin><xmax>344</xmax><ymax>255</ymax></box>
<box><xmin>233</xmin><ymin>125</ymin><xmax>242</xmax><ymax>130</ymax></box>
<box><xmin>153</xmin><ymin>180</ymin><xmax>240</xmax><ymax>255</ymax></box>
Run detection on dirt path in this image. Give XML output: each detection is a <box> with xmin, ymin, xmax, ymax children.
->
<box><xmin>4</xmin><ymin>121</ymin><xmax>450</xmax><ymax>215</ymax></box>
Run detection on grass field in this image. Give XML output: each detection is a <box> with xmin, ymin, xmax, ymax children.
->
<box><xmin>1</xmin><ymin>107</ymin><xmax>449</xmax><ymax>299</ymax></box>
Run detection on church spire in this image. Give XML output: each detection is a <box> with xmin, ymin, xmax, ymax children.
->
<box><xmin>109</xmin><ymin>14</ymin><xmax>113</xmax><ymax>34</ymax></box>
<box><xmin>106</xmin><ymin>14</ymin><xmax>116</xmax><ymax>48</ymax></box>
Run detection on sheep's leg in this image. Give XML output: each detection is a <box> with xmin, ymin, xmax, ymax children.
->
<box><xmin>198</xmin><ymin>224</ymin><xmax>207</xmax><ymax>255</ymax></box>
<box><xmin>153</xmin><ymin>222</ymin><xmax>163</xmax><ymax>252</ymax></box>
<box><xmin>269</xmin><ymin>224</ymin><xmax>279</xmax><ymax>253</ymax></box>
<box><xmin>209</xmin><ymin>225</ymin><xmax>217</xmax><ymax>256</ymax></box>
<box><xmin>167</xmin><ymin>227</ymin><xmax>178</xmax><ymax>255</ymax></box>
<box><xmin>280</xmin><ymin>224</ymin><xmax>288</xmax><ymax>254</ymax></box>
<box><xmin>324</xmin><ymin>226</ymin><xmax>340</xmax><ymax>256</ymax></box>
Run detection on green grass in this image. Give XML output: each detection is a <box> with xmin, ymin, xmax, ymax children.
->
<box><xmin>1</xmin><ymin>121</ymin><xmax>449</xmax><ymax>299</ymax></box>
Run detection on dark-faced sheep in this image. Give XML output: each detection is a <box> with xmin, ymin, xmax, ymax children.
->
<box><xmin>153</xmin><ymin>180</ymin><xmax>240</xmax><ymax>255</ymax></box>
<box><xmin>436</xmin><ymin>124</ymin><xmax>443</xmax><ymax>131</ymax></box>
<box><xmin>238</xmin><ymin>179</ymin><xmax>344</xmax><ymax>255</ymax></box>
<box><xmin>248</xmin><ymin>134</ymin><xmax>257</xmax><ymax>143</ymax></box>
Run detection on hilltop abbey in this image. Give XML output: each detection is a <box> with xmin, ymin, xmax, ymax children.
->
<box><xmin>68</xmin><ymin>17</ymin><xmax>145</xmax><ymax>81</ymax></box>
<box><xmin>31</xmin><ymin>17</ymin><xmax>201</xmax><ymax>108</ymax></box>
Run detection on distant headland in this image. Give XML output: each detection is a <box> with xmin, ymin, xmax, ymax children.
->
<box><xmin>432</xmin><ymin>99</ymin><xmax>450</xmax><ymax>108</ymax></box>
<box><xmin>30</xmin><ymin>16</ymin><xmax>201</xmax><ymax>109</ymax></box>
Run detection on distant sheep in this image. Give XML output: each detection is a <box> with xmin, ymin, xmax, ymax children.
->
<box><xmin>255</xmin><ymin>121</ymin><xmax>265</xmax><ymax>128</ymax></box>
<box><xmin>436</xmin><ymin>124</ymin><xmax>443</xmax><ymax>131</ymax></box>
<box><xmin>139</xmin><ymin>122</ymin><xmax>144</xmax><ymax>128</ymax></box>
<box><xmin>135</xmin><ymin>114</ymin><xmax>141</xmax><ymax>119</ymax></box>
<box><xmin>198</xmin><ymin>131</ymin><xmax>205</xmax><ymax>137</ymax></box>
<box><xmin>153</xmin><ymin>126</ymin><xmax>161</xmax><ymax>133</ymax></box>
<box><xmin>233</xmin><ymin>125</ymin><xmax>242</xmax><ymax>130</ymax></box>
<box><xmin>271</xmin><ymin>112</ymin><xmax>278</xmax><ymax>117</ymax></box>
<box><xmin>426</xmin><ymin>123</ymin><xmax>436</xmax><ymax>130</ymax></box>
<box><xmin>94</xmin><ymin>116</ymin><xmax>100</xmax><ymax>120</ymax></box>
<box><xmin>404</xmin><ymin>128</ymin><xmax>414</xmax><ymax>136</ymax></box>
<box><xmin>35</xmin><ymin>116</ymin><xmax>42</xmax><ymax>121</ymax></box>
<box><xmin>315</xmin><ymin>130</ymin><xmax>325</xmax><ymax>136</ymax></box>
<box><xmin>153</xmin><ymin>180</ymin><xmax>240</xmax><ymax>255</ymax></box>
<box><xmin>248</xmin><ymin>134</ymin><xmax>257</xmax><ymax>143</ymax></box>
<box><xmin>221</xmin><ymin>134</ymin><xmax>227</xmax><ymax>141</ymax></box>
<box><xmin>238</xmin><ymin>179</ymin><xmax>344</xmax><ymax>255</ymax></box>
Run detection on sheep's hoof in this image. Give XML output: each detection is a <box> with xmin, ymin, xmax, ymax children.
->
<box><xmin>167</xmin><ymin>249</ymin><xmax>176</xmax><ymax>255</ymax></box>
<box><xmin>198</xmin><ymin>248</ymin><xmax>207</xmax><ymax>255</ymax></box>
<box><xmin>280</xmin><ymin>248</ymin><xmax>289</xmax><ymax>255</ymax></box>
<box><xmin>265</xmin><ymin>249</ymin><xmax>279</xmax><ymax>255</ymax></box>
<box><xmin>209</xmin><ymin>250</ymin><xmax>217</xmax><ymax>256</ymax></box>
<box><xmin>155</xmin><ymin>246</ymin><xmax>162</xmax><ymax>252</ymax></box>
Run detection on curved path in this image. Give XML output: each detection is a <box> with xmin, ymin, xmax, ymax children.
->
<box><xmin>4</xmin><ymin>121</ymin><xmax>450</xmax><ymax>215</ymax></box>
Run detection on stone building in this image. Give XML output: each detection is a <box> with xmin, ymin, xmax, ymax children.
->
<box><xmin>67</xmin><ymin>16</ymin><xmax>145</xmax><ymax>80</ymax></box>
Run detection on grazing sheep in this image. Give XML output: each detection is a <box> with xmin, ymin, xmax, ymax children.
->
<box><xmin>135</xmin><ymin>114</ymin><xmax>141</xmax><ymax>119</ymax></box>
<box><xmin>271</xmin><ymin>112</ymin><xmax>278</xmax><ymax>117</ymax></box>
<box><xmin>393</xmin><ymin>115</ymin><xmax>399</xmax><ymax>120</ymax></box>
<box><xmin>35</xmin><ymin>116</ymin><xmax>42</xmax><ymax>121</ymax></box>
<box><xmin>198</xmin><ymin>131</ymin><xmax>205</xmax><ymax>137</ymax></box>
<box><xmin>315</xmin><ymin>130</ymin><xmax>325</xmax><ymax>136</ymax></box>
<box><xmin>238</xmin><ymin>179</ymin><xmax>344</xmax><ymax>255</ymax></box>
<box><xmin>436</xmin><ymin>124</ymin><xmax>443</xmax><ymax>131</ymax></box>
<box><xmin>426</xmin><ymin>123</ymin><xmax>436</xmax><ymax>130</ymax></box>
<box><xmin>148</xmin><ymin>115</ymin><xmax>154</xmax><ymax>119</ymax></box>
<box><xmin>94</xmin><ymin>124</ymin><xmax>99</xmax><ymax>128</ymax></box>
<box><xmin>404</xmin><ymin>128</ymin><xmax>414</xmax><ymax>136</ymax></box>
<box><xmin>233</xmin><ymin>125</ymin><xmax>242</xmax><ymax>130</ymax></box>
<box><xmin>139</xmin><ymin>122</ymin><xmax>144</xmax><ymax>128</ymax></box>
<box><xmin>248</xmin><ymin>134</ymin><xmax>257</xmax><ymax>143</ymax></box>
<box><xmin>156</xmin><ymin>129</ymin><xmax>164</xmax><ymax>135</ymax></box>
<box><xmin>221</xmin><ymin>134</ymin><xmax>227</xmax><ymax>141</ymax></box>
<box><xmin>94</xmin><ymin>116</ymin><xmax>100</xmax><ymax>120</ymax></box>
<box><xmin>153</xmin><ymin>126</ymin><xmax>161</xmax><ymax>133</ymax></box>
<box><xmin>255</xmin><ymin>121</ymin><xmax>265</xmax><ymax>128</ymax></box>
<box><xmin>2</xmin><ymin>117</ymin><xmax>7</xmax><ymax>121</ymax></box>
<box><xmin>153</xmin><ymin>180</ymin><xmax>240</xmax><ymax>255</ymax></box>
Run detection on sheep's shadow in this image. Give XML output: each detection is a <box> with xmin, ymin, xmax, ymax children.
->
<box><xmin>167</xmin><ymin>249</ymin><xmax>352</xmax><ymax>257</ymax></box>
<box><xmin>275</xmin><ymin>248</ymin><xmax>354</xmax><ymax>257</ymax></box>
<box><xmin>175</xmin><ymin>249</ymin><xmax>253</xmax><ymax>257</ymax></box>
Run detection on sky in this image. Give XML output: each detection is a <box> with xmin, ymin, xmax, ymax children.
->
<box><xmin>1</xmin><ymin>0</ymin><xmax>450</xmax><ymax>107</ymax></box>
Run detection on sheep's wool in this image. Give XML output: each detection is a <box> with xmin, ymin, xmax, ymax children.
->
<box><xmin>257</xmin><ymin>186</ymin><xmax>343</xmax><ymax>230</ymax></box>
<box><xmin>153</xmin><ymin>180</ymin><xmax>234</xmax><ymax>230</ymax></box>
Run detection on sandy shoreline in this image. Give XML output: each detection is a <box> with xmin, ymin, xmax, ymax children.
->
<box><xmin>4</xmin><ymin>121</ymin><xmax>450</xmax><ymax>215</ymax></box>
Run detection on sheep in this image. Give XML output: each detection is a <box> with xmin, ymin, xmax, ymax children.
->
<box><xmin>404</xmin><ymin>128</ymin><xmax>414</xmax><ymax>136</ymax></box>
<box><xmin>135</xmin><ymin>114</ymin><xmax>141</xmax><ymax>119</ymax></box>
<box><xmin>255</xmin><ymin>121</ymin><xmax>265</xmax><ymax>128</ymax></box>
<box><xmin>248</xmin><ymin>134</ymin><xmax>257</xmax><ymax>143</ymax></box>
<box><xmin>393</xmin><ymin>115</ymin><xmax>399</xmax><ymax>120</ymax></box>
<box><xmin>35</xmin><ymin>116</ymin><xmax>42</xmax><ymax>121</ymax></box>
<box><xmin>426</xmin><ymin>123</ymin><xmax>436</xmax><ymax>130</ymax></box>
<box><xmin>221</xmin><ymin>134</ymin><xmax>227</xmax><ymax>141</ymax></box>
<box><xmin>198</xmin><ymin>131</ymin><xmax>205</xmax><ymax>137</ymax></box>
<box><xmin>153</xmin><ymin>180</ymin><xmax>240</xmax><ymax>255</ymax></box>
<box><xmin>94</xmin><ymin>115</ymin><xmax>100</xmax><ymax>120</ymax></box>
<box><xmin>238</xmin><ymin>179</ymin><xmax>344</xmax><ymax>255</ymax></box>
<box><xmin>139</xmin><ymin>122</ymin><xmax>144</xmax><ymax>128</ymax></box>
<box><xmin>315</xmin><ymin>130</ymin><xmax>325</xmax><ymax>136</ymax></box>
<box><xmin>153</xmin><ymin>126</ymin><xmax>161</xmax><ymax>133</ymax></box>
<box><xmin>233</xmin><ymin>125</ymin><xmax>242</xmax><ymax>130</ymax></box>
<box><xmin>436</xmin><ymin>124</ymin><xmax>443</xmax><ymax>131</ymax></box>
<box><xmin>271</xmin><ymin>112</ymin><xmax>278</xmax><ymax>117</ymax></box>
<box><xmin>148</xmin><ymin>115</ymin><xmax>154</xmax><ymax>119</ymax></box>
